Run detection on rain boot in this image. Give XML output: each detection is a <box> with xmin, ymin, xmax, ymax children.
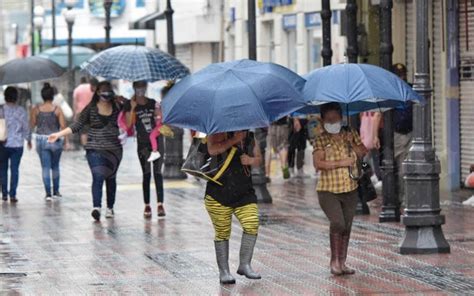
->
<box><xmin>214</xmin><ymin>240</ymin><xmax>236</xmax><ymax>284</ymax></box>
<box><xmin>330</xmin><ymin>233</ymin><xmax>343</xmax><ymax>276</ymax></box>
<box><xmin>340</xmin><ymin>234</ymin><xmax>356</xmax><ymax>275</ymax></box>
<box><xmin>237</xmin><ymin>233</ymin><xmax>262</xmax><ymax>279</ymax></box>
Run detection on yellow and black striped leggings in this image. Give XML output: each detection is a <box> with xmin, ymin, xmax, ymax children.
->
<box><xmin>205</xmin><ymin>195</ymin><xmax>259</xmax><ymax>241</ymax></box>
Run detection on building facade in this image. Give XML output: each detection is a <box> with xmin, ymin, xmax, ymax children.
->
<box><xmin>154</xmin><ymin>0</ymin><xmax>222</xmax><ymax>72</ymax></box>
<box><xmin>224</xmin><ymin>0</ymin><xmax>347</xmax><ymax>74</ymax></box>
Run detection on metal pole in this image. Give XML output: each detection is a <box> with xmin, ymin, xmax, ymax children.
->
<box><xmin>399</xmin><ymin>0</ymin><xmax>450</xmax><ymax>255</ymax></box>
<box><xmin>321</xmin><ymin>0</ymin><xmax>332</xmax><ymax>67</ymax></box>
<box><xmin>378</xmin><ymin>0</ymin><xmax>400</xmax><ymax>223</ymax></box>
<box><xmin>30</xmin><ymin>0</ymin><xmax>35</xmax><ymax>55</ymax></box>
<box><xmin>345</xmin><ymin>0</ymin><xmax>368</xmax><ymax>215</ymax></box>
<box><xmin>67</xmin><ymin>20</ymin><xmax>74</xmax><ymax>107</ymax></box>
<box><xmin>346</xmin><ymin>0</ymin><xmax>358</xmax><ymax>64</ymax></box>
<box><xmin>248</xmin><ymin>0</ymin><xmax>272</xmax><ymax>203</ymax></box>
<box><xmin>248</xmin><ymin>0</ymin><xmax>256</xmax><ymax>60</ymax></box>
<box><xmin>104</xmin><ymin>1</ymin><xmax>112</xmax><ymax>48</ymax></box>
<box><xmin>38</xmin><ymin>28</ymin><xmax>43</xmax><ymax>52</ymax></box>
<box><xmin>163</xmin><ymin>0</ymin><xmax>186</xmax><ymax>179</ymax></box>
<box><xmin>52</xmin><ymin>0</ymin><xmax>56</xmax><ymax>47</ymax></box>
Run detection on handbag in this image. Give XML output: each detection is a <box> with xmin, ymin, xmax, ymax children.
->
<box><xmin>0</xmin><ymin>105</ymin><xmax>8</xmax><ymax>142</ymax></box>
<box><xmin>358</xmin><ymin>162</ymin><xmax>377</xmax><ymax>202</ymax></box>
<box><xmin>181</xmin><ymin>137</ymin><xmax>237</xmax><ymax>185</ymax></box>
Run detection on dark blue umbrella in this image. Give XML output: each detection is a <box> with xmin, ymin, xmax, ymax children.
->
<box><xmin>302</xmin><ymin>63</ymin><xmax>424</xmax><ymax>114</ymax></box>
<box><xmin>162</xmin><ymin>59</ymin><xmax>306</xmax><ymax>134</ymax></box>
<box><xmin>81</xmin><ymin>45</ymin><xmax>189</xmax><ymax>82</ymax></box>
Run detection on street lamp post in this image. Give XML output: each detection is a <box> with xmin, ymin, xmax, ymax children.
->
<box><xmin>34</xmin><ymin>5</ymin><xmax>45</xmax><ymax>52</ymax></box>
<box><xmin>30</xmin><ymin>0</ymin><xmax>35</xmax><ymax>55</ymax></box>
<box><xmin>104</xmin><ymin>0</ymin><xmax>113</xmax><ymax>48</ymax></box>
<box><xmin>345</xmin><ymin>0</ymin><xmax>369</xmax><ymax>215</ymax></box>
<box><xmin>34</xmin><ymin>17</ymin><xmax>44</xmax><ymax>52</ymax></box>
<box><xmin>248</xmin><ymin>0</ymin><xmax>272</xmax><ymax>203</ymax></box>
<box><xmin>399</xmin><ymin>0</ymin><xmax>450</xmax><ymax>254</ymax></box>
<box><xmin>378</xmin><ymin>0</ymin><xmax>400</xmax><ymax>223</ymax></box>
<box><xmin>52</xmin><ymin>0</ymin><xmax>56</xmax><ymax>47</ymax></box>
<box><xmin>64</xmin><ymin>8</ymin><xmax>75</xmax><ymax>107</ymax></box>
<box><xmin>321</xmin><ymin>0</ymin><xmax>332</xmax><ymax>67</ymax></box>
<box><xmin>163</xmin><ymin>0</ymin><xmax>187</xmax><ymax>180</ymax></box>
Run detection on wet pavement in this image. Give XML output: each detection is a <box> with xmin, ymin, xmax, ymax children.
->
<box><xmin>1</xmin><ymin>141</ymin><xmax>474</xmax><ymax>295</ymax></box>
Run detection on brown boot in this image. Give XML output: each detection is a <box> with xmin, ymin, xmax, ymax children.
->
<box><xmin>340</xmin><ymin>234</ymin><xmax>355</xmax><ymax>275</ymax></box>
<box><xmin>329</xmin><ymin>233</ymin><xmax>343</xmax><ymax>276</ymax></box>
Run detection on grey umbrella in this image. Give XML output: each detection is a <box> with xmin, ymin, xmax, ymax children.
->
<box><xmin>0</xmin><ymin>56</ymin><xmax>65</xmax><ymax>85</ymax></box>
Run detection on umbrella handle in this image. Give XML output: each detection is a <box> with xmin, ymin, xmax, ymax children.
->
<box><xmin>347</xmin><ymin>141</ymin><xmax>363</xmax><ymax>181</ymax></box>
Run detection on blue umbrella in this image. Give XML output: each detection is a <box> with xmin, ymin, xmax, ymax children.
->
<box><xmin>81</xmin><ymin>45</ymin><xmax>189</xmax><ymax>82</ymax></box>
<box><xmin>162</xmin><ymin>59</ymin><xmax>306</xmax><ymax>134</ymax></box>
<box><xmin>303</xmin><ymin>63</ymin><xmax>424</xmax><ymax>114</ymax></box>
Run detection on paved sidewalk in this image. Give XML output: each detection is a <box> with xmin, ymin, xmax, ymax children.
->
<box><xmin>1</xmin><ymin>142</ymin><xmax>474</xmax><ymax>295</ymax></box>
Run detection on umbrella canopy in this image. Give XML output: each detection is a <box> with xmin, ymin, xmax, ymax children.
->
<box><xmin>162</xmin><ymin>59</ymin><xmax>306</xmax><ymax>134</ymax></box>
<box><xmin>0</xmin><ymin>56</ymin><xmax>65</xmax><ymax>86</ymax></box>
<box><xmin>302</xmin><ymin>63</ymin><xmax>424</xmax><ymax>114</ymax></box>
<box><xmin>81</xmin><ymin>45</ymin><xmax>190</xmax><ymax>82</ymax></box>
<box><xmin>38</xmin><ymin>46</ymin><xmax>96</xmax><ymax>68</ymax></box>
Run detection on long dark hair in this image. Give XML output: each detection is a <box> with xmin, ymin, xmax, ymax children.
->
<box><xmin>91</xmin><ymin>81</ymin><xmax>113</xmax><ymax>104</ymax></box>
<box><xmin>41</xmin><ymin>83</ymin><xmax>55</xmax><ymax>102</ymax></box>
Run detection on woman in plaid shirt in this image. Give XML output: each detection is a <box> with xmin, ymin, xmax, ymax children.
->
<box><xmin>313</xmin><ymin>103</ymin><xmax>367</xmax><ymax>276</ymax></box>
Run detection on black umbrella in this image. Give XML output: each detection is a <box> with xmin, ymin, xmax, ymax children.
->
<box><xmin>0</xmin><ymin>56</ymin><xmax>65</xmax><ymax>85</ymax></box>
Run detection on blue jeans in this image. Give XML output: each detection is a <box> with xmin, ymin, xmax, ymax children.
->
<box><xmin>36</xmin><ymin>136</ymin><xmax>63</xmax><ymax>196</ymax></box>
<box><xmin>86</xmin><ymin>149</ymin><xmax>122</xmax><ymax>209</ymax></box>
<box><xmin>1</xmin><ymin>146</ymin><xmax>24</xmax><ymax>198</ymax></box>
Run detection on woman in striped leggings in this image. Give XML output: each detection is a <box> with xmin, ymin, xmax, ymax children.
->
<box><xmin>205</xmin><ymin>131</ymin><xmax>262</xmax><ymax>285</ymax></box>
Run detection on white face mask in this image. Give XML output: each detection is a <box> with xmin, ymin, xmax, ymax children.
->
<box><xmin>324</xmin><ymin>122</ymin><xmax>342</xmax><ymax>134</ymax></box>
<box><xmin>135</xmin><ymin>87</ymin><xmax>147</xmax><ymax>97</ymax></box>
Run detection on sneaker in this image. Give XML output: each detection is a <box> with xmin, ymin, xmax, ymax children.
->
<box><xmin>374</xmin><ymin>181</ymin><xmax>383</xmax><ymax>191</ymax></box>
<box><xmin>157</xmin><ymin>205</ymin><xmax>166</xmax><ymax>217</ymax></box>
<box><xmin>370</xmin><ymin>175</ymin><xmax>379</xmax><ymax>185</ymax></box>
<box><xmin>282</xmin><ymin>167</ymin><xmax>290</xmax><ymax>179</ymax></box>
<box><xmin>45</xmin><ymin>195</ymin><xmax>53</xmax><ymax>202</ymax></box>
<box><xmin>10</xmin><ymin>197</ymin><xmax>18</xmax><ymax>203</ymax></box>
<box><xmin>147</xmin><ymin>151</ymin><xmax>161</xmax><ymax>162</ymax></box>
<box><xmin>105</xmin><ymin>208</ymin><xmax>114</xmax><ymax>218</ymax></box>
<box><xmin>91</xmin><ymin>208</ymin><xmax>101</xmax><ymax>221</ymax></box>
<box><xmin>118</xmin><ymin>132</ymin><xmax>128</xmax><ymax>145</ymax></box>
<box><xmin>144</xmin><ymin>205</ymin><xmax>152</xmax><ymax>218</ymax></box>
<box><xmin>296</xmin><ymin>168</ymin><xmax>309</xmax><ymax>178</ymax></box>
<box><xmin>2</xmin><ymin>196</ymin><xmax>7</xmax><ymax>202</ymax></box>
<box><xmin>462</xmin><ymin>195</ymin><xmax>474</xmax><ymax>206</ymax></box>
<box><xmin>53</xmin><ymin>192</ymin><xmax>62</xmax><ymax>198</ymax></box>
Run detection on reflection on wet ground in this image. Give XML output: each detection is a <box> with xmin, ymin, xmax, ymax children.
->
<box><xmin>1</xmin><ymin>143</ymin><xmax>473</xmax><ymax>294</ymax></box>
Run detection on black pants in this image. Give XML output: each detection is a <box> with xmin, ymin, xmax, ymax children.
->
<box><xmin>288</xmin><ymin>119</ymin><xmax>308</xmax><ymax>169</ymax></box>
<box><xmin>138</xmin><ymin>137</ymin><xmax>164</xmax><ymax>204</ymax></box>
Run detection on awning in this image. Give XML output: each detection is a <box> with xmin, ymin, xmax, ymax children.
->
<box><xmin>130</xmin><ymin>11</ymin><xmax>165</xmax><ymax>30</ymax></box>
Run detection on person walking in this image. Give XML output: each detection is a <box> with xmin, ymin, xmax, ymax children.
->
<box><xmin>73</xmin><ymin>77</ymin><xmax>99</xmax><ymax>146</ymax></box>
<box><xmin>392</xmin><ymin>63</ymin><xmax>413</xmax><ymax>206</ymax></box>
<box><xmin>48</xmin><ymin>81</ymin><xmax>123</xmax><ymax>221</ymax></box>
<box><xmin>288</xmin><ymin>116</ymin><xmax>309</xmax><ymax>178</ymax></box>
<box><xmin>313</xmin><ymin>103</ymin><xmax>367</xmax><ymax>276</ymax></box>
<box><xmin>266</xmin><ymin>117</ymin><xmax>291</xmax><ymax>180</ymax></box>
<box><xmin>123</xmin><ymin>81</ymin><xmax>167</xmax><ymax>218</ymax></box>
<box><xmin>205</xmin><ymin>131</ymin><xmax>262</xmax><ymax>285</ymax></box>
<box><xmin>31</xmin><ymin>83</ymin><xmax>69</xmax><ymax>201</ymax></box>
<box><xmin>1</xmin><ymin>87</ymin><xmax>32</xmax><ymax>203</ymax></box>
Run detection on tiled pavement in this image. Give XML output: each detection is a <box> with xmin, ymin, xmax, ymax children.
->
<box><xmin>1</xmin><ymin>141</ymin><xmax>474</xmax><ymax>295</ymax></box>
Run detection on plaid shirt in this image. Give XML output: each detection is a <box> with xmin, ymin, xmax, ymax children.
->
<box><xmin>314</xmin><ymin>128</ymin><xmax>362</xmax><ymax>194</ymax></box>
